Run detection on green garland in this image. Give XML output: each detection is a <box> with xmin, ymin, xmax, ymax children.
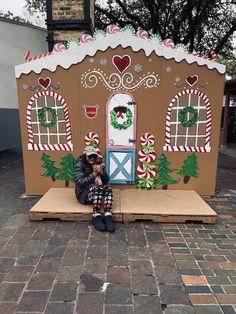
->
<box><xmin>38</xmin><ymin>106</ymin><xmax>57</xmax><ymax>128</ymax></box>
<box><xmin>110</xmin><ymin>107</ymin><xmax>133</xmax><ymax>130</ymax></box>
<box><xmin>178</xmin><ymin>106</ymin><xmax>199</xmax><ymax>128</ymax></box>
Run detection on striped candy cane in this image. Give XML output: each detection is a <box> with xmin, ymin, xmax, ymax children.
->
<box><xmin>24</xmin><ymin>50</ymin><xmax>54</xmax><ymax>62</ymax></box>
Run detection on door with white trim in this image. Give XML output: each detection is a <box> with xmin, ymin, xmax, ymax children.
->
<box><xmin>106</xmin><ymin>92</ymin><xmax>137</xmax><ymax>184</ymax></box>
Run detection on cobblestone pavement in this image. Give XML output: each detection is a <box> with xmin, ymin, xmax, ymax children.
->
<box><xmin>0</xmin><ymin>151</ymin><xmax>235</xmax><ymax>314</ymax></box>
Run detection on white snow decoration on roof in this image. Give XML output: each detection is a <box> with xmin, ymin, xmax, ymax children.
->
<box><xmin>15</xmin><ymin>26</ymin><xmax>226</xmax><ymax>78</ymax></box>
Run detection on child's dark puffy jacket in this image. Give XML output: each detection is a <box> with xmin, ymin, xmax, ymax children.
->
<box><xmin>74</xmin><ymin>155</ymin><xmax>109</xmax><ymax>204</ymax></box>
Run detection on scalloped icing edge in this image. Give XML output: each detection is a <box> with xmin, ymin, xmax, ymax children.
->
<box><xmin>15</xmin><ymin>32</ymin><xmax>226</xmax><ymax>78</ymax></box>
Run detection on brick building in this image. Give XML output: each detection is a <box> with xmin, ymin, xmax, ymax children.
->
<box><xmin>46</xmin><ymin>0</ymin><xmax>95</xmax><ymax>50</ymax></box>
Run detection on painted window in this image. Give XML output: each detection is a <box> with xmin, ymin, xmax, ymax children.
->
<box><xmin>163</xmin><ymin>89</ymin><xmax>211</xmax><ymax>153</ymax></box>
<box><xmin>27</xmin><ymin>91</ymin><xmax>73</xmax><ymax>151</ymax></box>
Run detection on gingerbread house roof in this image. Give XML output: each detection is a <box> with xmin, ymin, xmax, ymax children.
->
<box><xmin>15</xmin><ymin>25</ymin><xmax>226</xmax><ymax>78</ymax></box>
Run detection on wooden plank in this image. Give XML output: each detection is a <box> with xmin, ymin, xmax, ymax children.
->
<box><xmin>120</xmin><ymin>190</ymin><xmax>217</xmax><ymax>217</ymax></box>
<box><xmin>29</xmin><ymin>211</ymin><xmax>122</xmax><ymax>222</ymax></box>
<box><xmin>29</xmin><ymin>188</ymin><xmax>121</xmax><ymax>222</ymax></box>
<box><xmin>123</xmin><ymin>213</ymin><xmax>216</xmax><ymax>224</ymax></box>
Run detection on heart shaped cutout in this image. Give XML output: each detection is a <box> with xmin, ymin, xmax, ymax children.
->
<box><xmin>186</xmin><ymin>75</ymin><xmax>198</xmax><ymax>86</ymax></box>
<box><xmin>38</xmin><ymin>77</ymin><xmax>51</xmax><ymax>89</ymax></box>
<box><xmin>112</xmin><ymin>55</ymin><xmax>131</xmax><ymax>73</ymax></box>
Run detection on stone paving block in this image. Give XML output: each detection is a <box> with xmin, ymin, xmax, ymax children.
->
<box><xmin>174</xmin><ymin>254</ymin><xmax>195</xmax><ymax>261</ymax></box>
<box><xmin>0</xmin><ymin>282</ymin><xmax>25</xmax><ymax>301</ymax></box>
<box><xmin>87</xmin><ymin>246</ymin><xmax>107</xmax><ymax>259</ymax></box>
<box><xmin>133</xmin><ymin>295</ymin><xmax>162</xmax><ymax>314</ymax></box>
<box><xmin>0</xmin><ymin>302</ymin><xmax>16</xmax><ymax>314</ymax></box>
<box><xmin>76</xmin><ymin>292</ymin><xmax>104</xmax><ymax>314</ymax></box>
<box><xmin>211</xmin><ymin>286</ymin><xmax>225</xmax><ymax>294</ymax></box>
<box><xmin>128</xmin><ymin>246</ymin><xmax>150</xmax><ymax>259</ymax></box>
<box><xmin>127</xmin><ymin>229</ymin><xmax>146</xmax><ymax>247</ymax></box>
<box><xmin>0</xmin><ymin>273</ymin><xmax>6</xmax><ymax>284</ymax></box>
<box><xmin>223</xmin><ymin>285</ymin><xmax>236</xmax><ymax>294</ymax></box>
<box><xmin>7</xmin><ymin>234</ymin><xmax>31</xmax><ymax>246</ymax></box>
<box><xmin>164</xmin><ymin>305</ymin><xmax>195</xmax><ymax>314</ymax></box>
<box><xmin>193</xmin><ymin>305</ymin><xmax>224</xmax><ymax>314</ymax></box>
<box><xmin>189</xmin><ymin>294</ymin><xmax>217</xmax><ymax>304</ymax></box>
<box><xmin>84</xmin><ymin>258</ymin><xmax>107</xmax><ymax>274</ymax></box>
<box><xmin>185</xmin><ymin>285</ymin><xmax>212</xmax><ymax>294</ymax></box>
<box><xmin>35</xmin><ymin>258</ymin><xmax>61</xmax><ymax>272</ymax></box>
<box><xmin>31</xmin><ymin>228</ymin><xmax>52</xmax><ymax>240</ymax></box>
<box><xmin>105</xmin><ymin>305</ymin><xmax>134</xmax><ymax>314</ymax></box>
<box><xmin>131</xmin><ymin>275</ymin><xmax>157</xmax><ymax>294</ymax></box>
<box><xmin>216</xmin><ymin>294</ymin><xmax>236</xmax><ymax>304</ymax></box>
<box><xmin>160</xmin><ymin>284</ymin><xmax>190</xmax><ymax>305</ymax></box>
<box><xmin>49</xmin><ymin>232</ymin><xmax>70</xmax><ymax>245</ymax></box>
<box><xmin>179</xmin><ymin>268</ymin><xmax>202</xmax><ymax>276</ymax></box>
<box><xmin>0</xmin><ymin>258</ymin><xmax>15</xmax><ymax>273</ymax></box>
<box><xmin>152</xmin><ymin>253</ymin><xmax>175</xmax><ymax>267</ymax></box>
<box><xmin>149</xmin><ymin>242</ymin><xmax>170</xmax><ymax>254</ymax></box>
<box><xmin>220</xmin><ymin>305</ymin><xmax>236</xmax><ymax>314</ymax></box>
<box><xmin>107</xmin><ymin>266</ymin><xmax>130</xmax><ymax>284</ymax></box>
<box><xmin>27</xmin><ymin>272</ymin><xmax>56</xmax><ymax>290</ymax></box>
<box><xmin>108</xmin><ymin>229</ymin><xmax>126</xmax><ymax>242</ymax></box>
<box><xmin>155</xmin><ymin>266</ymin><xmax>182</xmax><ymax>284</ymax></box>
<box><xmin>56</xmin><ymin>265</ymin><xmax>83</xmax><ymax>282</ymax></box>
<box><xmin>105</xmin><ymin>284</ymin><xmax>132</xmax><ymax>304</ymax></box>
<box><xmin>175</xmin><ymin>260</ymin><xmax>198</xmax><ymax>269</ymax></box>
<box><xmin>50</xmin><ymin>282</ymin><xmax>78</xmax><ymax>302</ymax></box>
<box><xmin>4</xmin><ymin>265</ymin><xmax>34</xmax><ymax>282</ymax></box>
<box><xmin>182</xmin><ymin>275</ymin><xmax>207</xmax><ymax>285</ymax></box>
<box><xmin>42</xmin><ymin>244</ymin><xmax>67</xmax><ymax>258</ymax></box>
<box><xmin>206</xmin><ymin>276</ymin><xmax>231</xmax><ymax>285</ymax></box>
<box><xmin>146</xmin><ymin>231</ymin><xmax>165</xmax><ymax>243</ymax></box>
<box><xmin>130</xmin><ymin>260</ymin><xmax>153</xmax><ymax>275</ymax></box>
<box><xmin>45</xmin><ymin>302</ymin><xmax>74</xmax><ymax>314</ymax></box>
<box><xmin>0</xmin><ymin>245</ymin><xmax>25</xmax><ymax>258</ymax></box>
<box><xmin>79</xmin><ymin>274</ymin><xmax>104</xmax><ymax>292</ymax></box>
<box><xmin>108</xmin><ymin>253</ymin><xmax>129</xmax><ymax>267</ymax></box>
<box><xmin>16</xmin><ymin>291</ymin><xmax>49</xmax><ymax>312</ymax></box>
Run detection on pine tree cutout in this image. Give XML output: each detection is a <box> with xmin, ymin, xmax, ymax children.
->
<box><xmin>156</xmin><ymin>154</ymin><xmax>179</xmax><ymax>189</ymax></box>
<box><xmin>41</xmin><ymin>153</ymin><xmax>58</xmax><ymax>182</ymax></box>
<box><xmin>57</xmin><ymin>153</ymin><xmax>76</xmax><ymax>187</ymax></box>
<box><xmin>178</xmin><ymin>153</ymin><xmax>199</xmax><ymax>184</ymax></box>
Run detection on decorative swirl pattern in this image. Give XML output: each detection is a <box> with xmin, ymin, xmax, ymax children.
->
<box><xmin>81</xmin><ymin>69</ymin><xmax>160</xmax><ymax>92</ymax></box>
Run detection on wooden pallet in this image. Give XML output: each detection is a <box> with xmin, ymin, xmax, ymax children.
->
<box><xmin>29</xmin><ymin>188</ymin><xmax>122</xmax><ymax>222</ymax></box>
<box><xmin>120</xmin><ymin>190</ymin><xmax>217</xmax><ymax>224</ymax></box>
<box><xmin>122</xmin><ymin>213</ymin><xmax>216</xmax><ymax>224</ymax></box>
<box><xmin>29</xmin><ymin>188</ymin><xmax>217</xmax><ymax>224</ymax></box>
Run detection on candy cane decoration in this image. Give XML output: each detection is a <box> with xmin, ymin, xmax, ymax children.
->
<box><xmin>137</xmin><ymin>164</ymin><xmax>156</xmax><ymax>179</ymax></box>
<box><xmin>140</xmin><ymin>133</ymin><xmax>155</xmax><ymax>146</ymax></box>
<box><xmin>138</xmin><ymin>150</ymin><xmax>156</xmax><ymax>163</ymax></box>
<box><xmin>187</xmin><ymin>51</ymin><xmax>217</xmax><ymax>61</ymax></box>
<box><xmin>84</xmin><ymin>132</ymin><xmax>100</xmax><ymax>146</ymax></box>
<box><xmin>24</xmin><ymin>50</ymin><xmax>54</xmax><ymax>62</ymax></box>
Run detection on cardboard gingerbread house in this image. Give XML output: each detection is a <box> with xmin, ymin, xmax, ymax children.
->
<box><xmin>15</xmin><ymin>25</ymin><xmax>225</xmax><ymax>196</ymax></box>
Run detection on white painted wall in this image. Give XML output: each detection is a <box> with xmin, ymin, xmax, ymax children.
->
<box><xmin>0</xmin><ymin>17</ymin><xmax>47</xmax><ymax>109</ymax></box>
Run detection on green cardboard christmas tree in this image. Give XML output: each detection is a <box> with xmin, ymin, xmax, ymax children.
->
<box><xmin>178</xmin><ymin>153</ymin><xmax>199</xmax><ymax>184</ymax></box>
<box><xmin>41</xmin><ymin>153</ymin><xmax>58</xmax><ymax>182</ymax></box>
<box><xmin>156</xmin><ymin>154</ymin><xmax>179</xmax><ymax>189</ymax></box>
<box><xmin>57</xmin><ymin>153</ymin><xmax>76</xmax><ymax>187</ymax></box>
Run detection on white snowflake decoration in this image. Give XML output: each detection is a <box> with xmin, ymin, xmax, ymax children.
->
<box><xmin>100</xmin><ymin>58</ymin><xmax>108</xmax><ymax>66</ymax></box>
<box><xmin>134</xmin><ymin>64</ymin><xmax>143</xmax><ymax>73</ymax></box>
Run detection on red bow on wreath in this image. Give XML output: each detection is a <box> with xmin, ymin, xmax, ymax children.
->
<box><xmin>114</xmin><ymin>106</ymin><xmax>127</xmax><ymax>118</ymax></box>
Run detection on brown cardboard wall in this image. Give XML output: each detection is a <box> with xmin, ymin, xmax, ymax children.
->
<box><xmin>16</xmin><ymin>46</ymin><xmax>225</xmax><ymax>195</ymax></box>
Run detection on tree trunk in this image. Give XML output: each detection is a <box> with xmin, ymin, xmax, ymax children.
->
<box><xmin>65</xmin><ymin>180</ymin><xmax>69</xmax><ymax>187</ymax></box>
<box><xmin>162</xmin><ymin>185</ymin><xmax>168</xmax><ymax>190</ymax></box>
<box><xmin>184</xmin><ymin>176</ymin><xmax>190</xmax><ymax>184</ymax></box>
<box><xmin>51</xmin><ymin>175</ymin><xmax>56</xmax><ymax>182</ymax></box>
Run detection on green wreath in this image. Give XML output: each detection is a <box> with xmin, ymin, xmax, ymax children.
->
<box><xmin>38</xmin><ymin>106</ymin><xmax>57</xmax><ymax>128</ymax></box>
<box><xmin>178</xmin><ymin>106</ymin><xmax>199</xmax><ymax>128</ymax></box>
<box><xmin>110</xmin><ymin>107</ymin><xmax>133</xmax><ymax>130</ymax></box>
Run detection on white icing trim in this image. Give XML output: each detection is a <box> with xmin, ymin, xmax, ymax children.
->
<box><xmin>15</xmin><ymin>32</ymin><xmax>226</xmax><ymax>78</ymax></box>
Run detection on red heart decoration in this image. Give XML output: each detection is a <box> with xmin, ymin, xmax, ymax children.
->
<box><xmin>186</xmin><ymin>75</ymin><xmax>198</xmax><ymax>86</ymax></box>
<box><xmin>38</xmin><ymin>77</ymin><xmax>51</xmax><ymax>89</ymax></box>
<box><xmin>112</xmin><ymin>55</ymin><xmax>131</xmax><ymax>73</ymax></box>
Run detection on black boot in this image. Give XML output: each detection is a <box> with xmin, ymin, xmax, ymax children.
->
<box><xmin>92</xmin><ymin>215</ymin><xmax>106</xmax><ymax>231</ymax></box>
<box><xmin>104</xmin><ymin>215</ymin><xmax>115</xmax><ymax>233</ymax></box>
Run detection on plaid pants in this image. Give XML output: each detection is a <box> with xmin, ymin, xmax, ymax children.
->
<box><xmin>87</xmin><ymin>184</ymin><xmax>113</xmax><ymax>215</ymax></box>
